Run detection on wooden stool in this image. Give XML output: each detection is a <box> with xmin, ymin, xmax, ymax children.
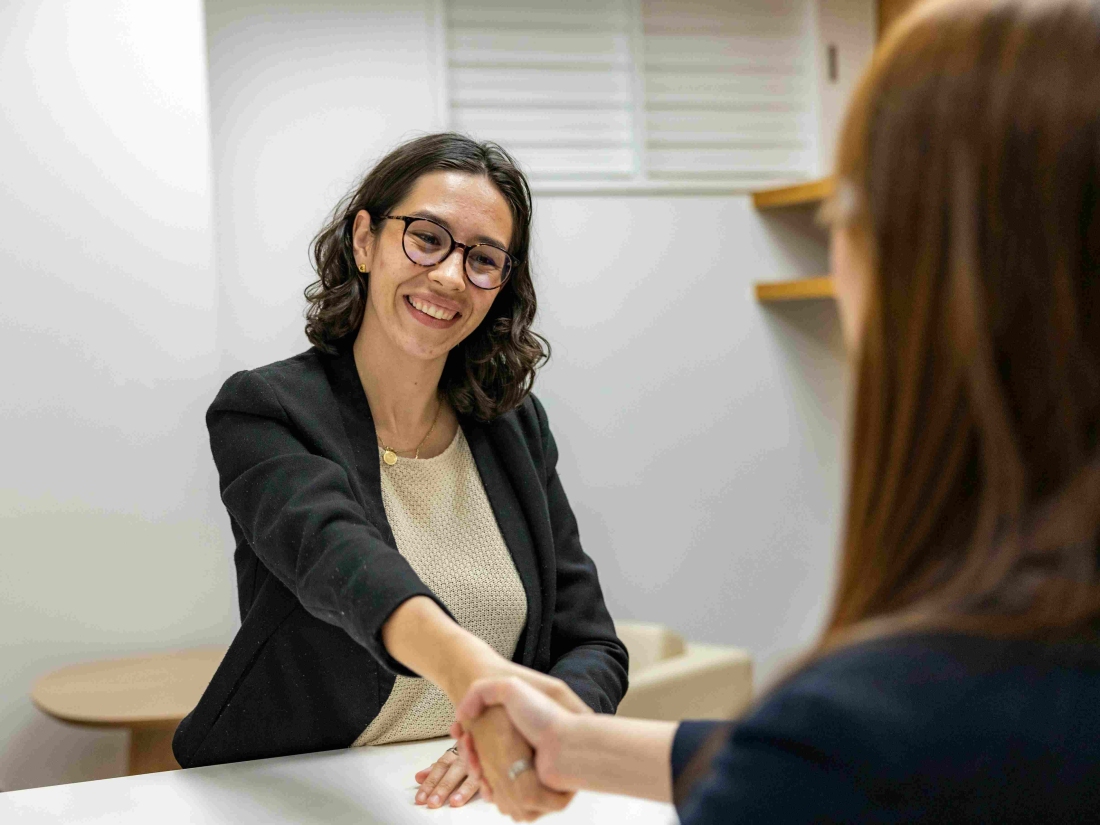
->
<box><xmin>31</xmin><ymin>647</ymin><xmax>226</xmax><ymax>775</ymax></box>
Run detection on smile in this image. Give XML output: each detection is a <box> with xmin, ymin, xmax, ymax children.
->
<box><xmin>408</xmin><ymin>296</ymin><xmax>457</xmax><ymax>320</ymax></box>
<box><xmin>405</xmin><ymin>295</ymin><xmax>461</xmax><ymax>327</ymax></box>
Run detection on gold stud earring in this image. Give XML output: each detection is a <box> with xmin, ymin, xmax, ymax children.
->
<box><xmin>358</xmin><ymin>263</ymin><xmax>367</xmax><ymax>273</ymax></box>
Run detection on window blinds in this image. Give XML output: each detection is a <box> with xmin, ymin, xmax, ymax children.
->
<box><xmin>447</xmin><ymin>0</ymin><xmax>638</xmax><ymax>179</ymax></box>
<box><xmin>641</xmin><ymin>0</ymin><xmax>817</xmax><ymax>182</ymax></box>
<box><xmin>444</xmin><ymin>0</ymin><xmax>817</xmax><ymax>188</ymax></box>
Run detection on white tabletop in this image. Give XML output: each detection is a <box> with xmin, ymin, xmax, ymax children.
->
<box><xmin>0</xmin><ymin>737</ymin><xmax>677</xmax><ymax>824</ymax></box>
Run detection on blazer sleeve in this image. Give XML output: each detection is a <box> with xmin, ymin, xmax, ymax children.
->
<box><xmin>207</xmin><ymin>369</ymin><xmax>450</xmax><ymax>677</ymax></box>
<box><xmin>530</xmin><ymin>395</ymin><xmax>630</xmax><ymax>713</ymax></box>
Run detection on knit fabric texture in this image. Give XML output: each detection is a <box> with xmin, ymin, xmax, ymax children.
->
<box><xmin>352</xmin><ymin>427</ymin><xmax>528</xmax><ymax>746</ymax></box>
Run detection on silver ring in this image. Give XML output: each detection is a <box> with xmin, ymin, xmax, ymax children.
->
<box><xmin>447</xmin><ymin>745</ymin><xmax>459</xmax><ymax>755</ymax></box>
<box><xmin>507</xmin><ymin>758</ymin><xmax>533</xmax><ymax>781</ymax></box>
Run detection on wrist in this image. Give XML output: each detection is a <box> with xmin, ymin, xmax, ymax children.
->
<box><xmin>547</xmin><ymin>712</ymin><xmax>590</xmax><ymax>791</ymax></box>
<box><xmin>435</xmin><ymin>633</ymin><xmax>508</xmax><ymax>703</ymax></box>
<box><xmin>554</xmin><ymin>716</ymin><xmax>678</xmax><ymax>801</ymax></box>
<box><xmin>382</xmin><ymin>597</ymin><xmax>503</xmax><ymax>701</ymax></box>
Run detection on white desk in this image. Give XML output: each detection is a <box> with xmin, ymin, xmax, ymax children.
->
<box><xmin>0</xmin><ymin>738</ymin><xmax>677</xmax><ymax>824</ymax></box>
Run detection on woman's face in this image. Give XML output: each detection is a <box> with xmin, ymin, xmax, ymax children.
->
<box><xmin>831</xmin><ymin>226</ymin><xmax>869</xmax><ymax>355</ymax></box>
<box><xmin>352</xmin><ymin>170</ymin><xmax>514</xmax><ymax>363</ymax></box>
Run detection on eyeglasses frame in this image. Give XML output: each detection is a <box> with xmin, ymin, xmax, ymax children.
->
<box><xmin>381</xmin><ymin>214</ymin><xmax>516</xmax><ymax>291</ymax></box>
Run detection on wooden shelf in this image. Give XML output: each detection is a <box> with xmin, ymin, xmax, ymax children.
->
<box><xmin>751</xmin><ymin>177</ymin><xmax>835</xmax><ymax>210</ymax></box>
<box><xmin>755</xmin><ymin>276</ymin><xmax>835</xmax><ymax>302</ymax></box>
<box><xmin>752</xmin><ymin>180</ymin><xmax>835</xmax><ymax>304</ymax></box>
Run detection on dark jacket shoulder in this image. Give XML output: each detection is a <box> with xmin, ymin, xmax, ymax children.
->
<box><xmin>675</xmin><ymin>632</ymin><xmax>1100</xmax><ymax>824</ymax></box>
<box><xmin>213</xmin><ymin>348</ymin><xmax>336</xmax><ymax>418</ymax></box>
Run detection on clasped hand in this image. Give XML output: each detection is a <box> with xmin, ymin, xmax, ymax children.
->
<box><xmin>458</xmin><ymin>674</ymin><xmax>584</xmax><ymax>821</ymax></box>
<box><xmin>412</xmin><ymin>668</ymin><xmax>586</xmax><ymax>821</ymax></box>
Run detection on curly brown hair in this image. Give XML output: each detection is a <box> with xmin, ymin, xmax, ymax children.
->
<box><xmin>305</xmin><ymin>133</ymin><xmax>549</xmax><ymax>421</ymax></box>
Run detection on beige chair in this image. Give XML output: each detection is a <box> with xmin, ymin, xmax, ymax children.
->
<box><xmin>614</xmin><ymin>622</ymin><xmax>753</xmax><ymax>721</ymax></box>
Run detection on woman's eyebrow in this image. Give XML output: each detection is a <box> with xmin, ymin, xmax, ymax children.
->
<box><xmin>410</xmin><ymin>209</ymin><xmax>508</xmax><ymax>249</ymax></box>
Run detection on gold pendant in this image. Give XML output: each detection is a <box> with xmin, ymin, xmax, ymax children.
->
<box><xmin>383</xmin><ymin>449</ymin><xmax>398</xmax><ymax>466</ymax></box>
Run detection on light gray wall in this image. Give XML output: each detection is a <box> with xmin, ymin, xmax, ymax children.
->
<box><xmin>0</xmin><ymin>0</ymin><xmax>235</xmax><ymax>791</ymax></box>
<box><xmin>531</xmin><ymin>197</ymin><xmax>848</xmax><ymax>676</ymax></box>
<box><xmin>204</xmin><ymin>0</ymin><xmax>444</xmax><ymax>372</ymax></box>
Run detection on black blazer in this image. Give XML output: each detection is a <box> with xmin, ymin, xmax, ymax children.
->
<box><xmin>669</xmin><ymin>632</ymin><xmax>1100</xmax><ymax>824</ymax></box>
<box><xmin>173</xmin><ymin>344</ymin><xmax>628</xmax><ymax>768</ymax></box>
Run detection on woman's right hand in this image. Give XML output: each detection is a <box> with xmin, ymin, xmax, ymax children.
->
<box><xmin>463</xmin><ymin>704</ymin><xmax>573</xmax><ymax>821</ymax></box>
<box><xmin>381</xmin><ymin>597</ymin><xmax>587</xmax><ymax>816</ymax></box>
<box><xmin>454</xmin><ymin>676</ymin><xmax>580</xmax><ymax>794</ymax></box>
<box><xmin>451</xmin><ymin>662</ymin><xmax>587</xmax><ymax>821</ymax></box>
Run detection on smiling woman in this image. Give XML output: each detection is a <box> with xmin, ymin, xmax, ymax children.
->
<box><xmin>172</xmin><ymin>134</ymin><xmax>628</xmax><ymax>820</ymax></box>
<box><xmin>306</xmin><ymin>133</ymin><xmax>547</xmax><ymax>423</ymax></box>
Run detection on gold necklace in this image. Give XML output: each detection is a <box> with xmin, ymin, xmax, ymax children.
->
<box><xmin>379</xmin><ymin>398</ymin><xmax>442</xmax><ymax>466</ymax></box>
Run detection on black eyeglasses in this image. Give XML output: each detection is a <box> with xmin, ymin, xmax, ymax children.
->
<box><xmin>383</xmin><ymin>215</ymin><xmax>515</xmax><ymax>290</ymax></box>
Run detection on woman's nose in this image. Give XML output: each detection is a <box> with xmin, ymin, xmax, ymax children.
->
<box><xmin>429</xmin><ymin>247</ymin><xmax>467</xmax><ymax>291</ymax></box>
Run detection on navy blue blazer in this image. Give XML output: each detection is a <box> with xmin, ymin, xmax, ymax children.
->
<box><xmin>671</xmin><ymin>632</ymin><xmax>1100</xmax><ymax>824</ymax></box>
<box><xmin>173</xmin><ymin>344</ymin><xmax>627</xmax><ymax>768</ymax></box>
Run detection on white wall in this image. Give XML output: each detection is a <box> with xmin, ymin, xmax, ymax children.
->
<box><xmin>532</xmin><ymin>197</ymin><xmax>847</xmax><ymax>677</ymax></box>
<box><xmin>204</xmin><ymin>0</ymin><xmax>855</xmax><ymax>685</ymax></box>
<box><xmin>205</xmin><ymin>0</ymin><xmax>444</xmax><ymax>371</ymax></box>
<box><xmin>0</xmin><ymin>0</ymin><xmax>234</xmax><ymax>792</ymax></box>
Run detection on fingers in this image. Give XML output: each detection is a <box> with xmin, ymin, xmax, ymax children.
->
<box><xmin>484</xmin><ymin>773</ymin><xmax>567</xmax><ymax>822</ymax></box>
<box><xmin>518</xmin><ymin>671</ymin><xmax>591</xmax><ymax>715</ymax></box>
<box><xmin>460</xmin><ymin>677</ymin><xmax>564</xmax><ymax>754</ymax></box>
<box><xmin>424</xmin><ymin>758</ymin><xmax>469</xmax><ymax>808</ymax></box>
<box><xmin>454</xmin><ymin>679</ymin><xmax>496</xmax><ymax>724</ymax></box>
<box><xmin>514</xmin><ymin>770</ymin><xmax>572</xmax><ymax>814</ymax></box>
<box><xmin>448</xmin><ymin>774</ymin><xmax>481</xmax><ymax>807</ymax></box>
<box><xmin>455</xmin><ymin>677</ymin><xmax>529</xmax><ymax>726</ymax></box>
<box><xmin>414</xmin><ymin>749</ymin><xmax>457</xmax><ymax>806</ymax></box>
<box><xmin>413</xmin><ymin>744</ymin><xmax>483</xmax><ymax>809</ymax></box>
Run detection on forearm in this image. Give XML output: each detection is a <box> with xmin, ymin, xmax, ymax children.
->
<box><xmin>382</xmin><ymin>595</ymin><xmax>503</xmax><ymax>702</ymax></box>
<box><xmin>555</xmin><ymin>715</ymin><xmax>676</xmax><ymax>802</ymax></box>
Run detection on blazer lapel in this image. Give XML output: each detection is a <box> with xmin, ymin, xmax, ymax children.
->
<box><xmin>321</xmin><ymin>345</ymin><xmax>398</xmax><ymax>548</ymax></box>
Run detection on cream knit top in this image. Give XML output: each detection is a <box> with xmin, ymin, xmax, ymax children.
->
<box><xmin>352</xmin><ymin>427</ymin><xmax>528</xmax><ymax>747</ymax></box>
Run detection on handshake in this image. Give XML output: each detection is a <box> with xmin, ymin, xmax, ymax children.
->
<box><xmin>413</xmin><ymin>667</ymin><xmax>594</xmax><ymax>822</ymax></box>
<box><xmin>393</xmin><ymin>597</ymin><xmax>666</xmax><ymax>820</ymax></box>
